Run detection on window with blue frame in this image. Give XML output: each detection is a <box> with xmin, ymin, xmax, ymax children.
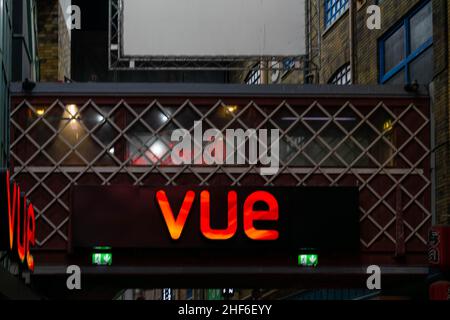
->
<box><xmin>325</xmin><ymin>0</ymin><xmax>349</xmax><ymax>28</ymax></box>
<box><xmin>379</xmin><ymin>0</ymin><xmax>433</xmax><ymax>85</ymax></box>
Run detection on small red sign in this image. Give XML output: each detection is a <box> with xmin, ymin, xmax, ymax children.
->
<box><xmin>429</xmin><ymin>226</ymin><xmax>450</xmax><ymax>270</ymax></box>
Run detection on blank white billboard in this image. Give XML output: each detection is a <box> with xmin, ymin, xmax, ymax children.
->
<box><xmin>122</xmin><ymin>0</ymin><xmax>306</xmax><ymax>57</ymax></box>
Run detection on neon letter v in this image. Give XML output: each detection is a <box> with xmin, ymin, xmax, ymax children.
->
<box><xmin>156</xmin><ymin>190</ymin><xmax>195</xmax><ymax>240</ymax></box>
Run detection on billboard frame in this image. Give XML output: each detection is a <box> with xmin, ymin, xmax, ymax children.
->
<box><xmin>108</xmin><ymin>0</ymin><xmax>306</xmax><ymax>71</ymax></box>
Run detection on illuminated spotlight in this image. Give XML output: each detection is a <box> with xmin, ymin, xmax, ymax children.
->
<box><xmin>225</xmin><ymin>105</ymin><xmax>238</xmax><ymax>113</ymax></box>
<box><xmin>108</xmin><ymin>147</ymin><xmax>115</xmax><ymax>155</ymax></box>
<box><xmin>36</xmin><ymin>108</ymin><xmax>45</xmax><ymax>116</ymax></box>
<box><xmin>97</xmin><ymin>114</ymin><xmax>105</xmax><ymax>122</ymax></box>
<box><xmin>383</xmin><ymin>119</ymin><xmax>393</xmax><ymax>133</ymax></box>
<box><xmin>150</xmin><ymin>140</ymin><xmax>168</xmax><ymax>159</ymax></box>
<box><xmin>66</xmin><ymin>104</ymin><xmax>79</xmax><ymax>119</ymax></box>
<box><xmin>65</xmin><ymin>104</ymin><xmax>80</xmax><ymax>134</ymax></box>
<box><xmin>160</xmin><ymin>113</ymin><xmax>169</xmax><ymax>123</ymax></box>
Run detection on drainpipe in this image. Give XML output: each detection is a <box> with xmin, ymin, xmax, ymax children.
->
<box><xmin>261</xmin><ymin>61</ymin><xmax>269</xmax><ymax>84</ymax></box>
<box><xmin>305</xmin><ymin>0</ymin><xmax>310</xmax><ymax>83</ymax></box>
<box><xmin>317</xmin><ymin>0</ymin><xmax>322</xmax><ymax>83</ymax></box>
<box><xmin>349</xmin><ymin>0</ymin><xmax>355</xmax><ymax>83</ymax></box>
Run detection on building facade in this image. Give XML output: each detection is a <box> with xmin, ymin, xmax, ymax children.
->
<box><xmin>275</xmin><ymin>0</ymin><xmax>448</xmax><ymax>227</ymax></box>
<box><xmin>224</xmin><ymin>0</ymin><xmax>450</xmax><ymax>300</ymax></box>
<box><xmin>2</xmin><ymin>0</ymin><xmax>450</xmax><ymax>300</ymax></box>
<box><xmin>9</xmin><ymin>83</ymin><xmax>431</xmax><ymax>299</ymax></box>
<box><xmin>0</xmin><ymin>0</ymin><xmax>12</xmax><ymax>170</ymax></box>
<box><xmin>1</xmin><ymin>0</ymin><xmax>39</xmax><ymax>169</ymax></box>
<box><xmin>1</xmin><ymin>0</ymin><xmax>39</xmax><ymax>300</ymax></box>
<box><xmin>36</xmin><ymin>0</ymin><xmax>70</xmax><ymax>81</ymax></box>
<box><xmin>303</xmin><ymin>0</ymin><xmax>449</xmax><ymax>227</ymax></box>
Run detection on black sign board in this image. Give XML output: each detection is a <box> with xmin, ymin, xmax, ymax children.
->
<box><xmin>70</xmin><ymin>186</ymin><xmax>359</xmax><ymax>253</ymax></box>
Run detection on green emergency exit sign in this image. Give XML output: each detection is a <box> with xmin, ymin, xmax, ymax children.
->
<box><xmin>92</xmin><ymin>252</ymin><xmax>112</xmax><ymax>266</ymax></box>
<box><xmin>298</xmin><ymin>254</ymin><xmax>318</xmax><ymax>267</ymax></box>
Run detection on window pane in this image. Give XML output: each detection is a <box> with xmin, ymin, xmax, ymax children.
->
<box><xmin>246</xmin><ymin>67</ymin><xmax>262</xmax><ymax>85</ymax></box>
<box><xmin>410</xmin><ymin>2</ymin><xmax>432</xmax><ymax>52</ymax></box>
<box><xmin>410</xmin><ymin>47</ymin><xmax>434</xmax><ymax>85</ymax></box>
<box><xmin>329</xmin><ymin>63</ymin><xmax>352</xmax><ymax>85</ymax></box>
<box><xmin>325</xmin><ymin>0</ymin><xmax>349</xmax><ymax>27</ymax></box>
<box><xmin>128</xmin><ymin>132</ymin><xmax>172</xmax><ymax>166</ymax></box>
<box><xmin>384</xmin><ymin>26</ymin><xmax>405</xmax><ymax>72</ymax></box>
<box><xmin>386</xmin><ymin>69</ymin><xmax>405</xmax><ymax>85</ymax></box>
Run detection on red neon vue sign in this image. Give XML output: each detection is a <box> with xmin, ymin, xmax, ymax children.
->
<box><xmin>71</xmin><ymin>186</ymin><xmax>360</xmax><ymax>252</ymax></box>
<box><xmin>156</xmin><ymin>190</ymin><xmax>278</xmax><ymax>241</ymax></box>
<box><xmin>0</xmin><ymin>170</ymin><xmax>36</xmax><ymax>271</ymax></box>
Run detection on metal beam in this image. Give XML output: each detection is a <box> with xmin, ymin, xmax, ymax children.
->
<box><xmin>10</xmin><ymin>82</ymin><xmax>430</xmax><ymax>98</ymax></box>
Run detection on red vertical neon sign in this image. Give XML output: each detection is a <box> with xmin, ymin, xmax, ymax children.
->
<box><xmin>6</xmin><ymin>170</ymin><xmax>18</xmax><ymax>250</ymax></box>
<box><xmin>26</xmin><ymin>204</ymin><xmax>35</xmax><ymax>271</ymax></box>
<box><xmin>2</xmin><ymin>170</ymin><xmax>36</xmax><ymax>271</ymax></box>
<box><xmin>17</xmin><ymin>195</ymin><xmax>28</xmax><ymax>262</ymax></box>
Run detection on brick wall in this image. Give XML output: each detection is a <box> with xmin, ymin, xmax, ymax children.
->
<box><xmin>354</xmin><ymin>0</ymin><xmax>450</xmax><ymax>224</ymax></box>
<box><xmin>58</xmin><ymin>1</ymin><xmax>70</xmax><ymax>80</ymax></box>
<box><xmin>355</xmin><ymin>0</ymin><xmax>422</xmax><ymax>84</ymax></box>
<box><xmin>283</xmin><ymin>0</ymin><xmax>424</xmax><ymax>85</ymax></box>
<box><xmin>37</xmin><ymin>0</ymin><xmax>58</xmax><ymax>81</ymax></box>
<box><xmin>320</xmin><ymin>10</ymin><xmax>350</xmax><ymax>83</ymax></box>
<box><xmin>305</xmin><ymin>0</ymin><xmax>351</xmax><ymax>84</ymax></box>
<box><xmin>37</xmin><ymin>0</ymin><xmax>70</xmax><ymax>81</ymax></box>
<box><xmin>432</xmin><ymin>0</ymin><xmax>450</xmax><ymax>224</ymax></box>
